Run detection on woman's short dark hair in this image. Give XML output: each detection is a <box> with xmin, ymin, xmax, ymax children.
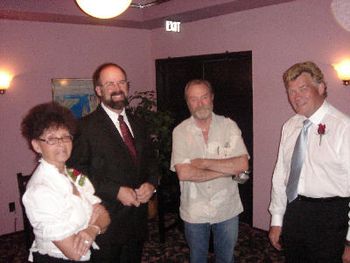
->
<box><xmin>21</xmin><ymin>102</ymin><xmax>77</xmax><ymax>152</ymax></box>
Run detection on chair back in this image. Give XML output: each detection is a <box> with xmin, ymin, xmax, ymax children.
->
<box><xmin>17</xmin><ymin>172</ymin><xmax>34</xmax><ymax>250</ymax></box>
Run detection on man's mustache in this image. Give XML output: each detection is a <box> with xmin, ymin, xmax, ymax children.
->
<box><xmin>109</xmin><ymin>91</ymin><xmax>129</xmax><ymax>106</ymax></box>
<box><xmin>196</xmin><ymin>105</ymin><xmax>211</xmax><ymax>111</ymax></box>
<box><xmin>111</xmin><ymin>91</ymin><xmax>125</xmax><ymax>97</ymax></box>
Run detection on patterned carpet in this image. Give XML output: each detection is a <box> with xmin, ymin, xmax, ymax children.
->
<box><xmin>0</xmin><ymin>213</ymin><xmax>285</xmax><ymax>263</ymax></box>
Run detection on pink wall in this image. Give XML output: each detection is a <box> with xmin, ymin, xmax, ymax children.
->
<box><xmin>1</xmin><ymin>0</ymin><xmax>350</xmax><ymax>236</ymax></box>
<box><xmin>150</xmin><ymin>0</ymin><xmax>350</xmax><ymax>230</ymax></box>
<box><xmin>0</xmin><ymin>20</ymin><xmax>152</xmax><ymax>235</ymax></box>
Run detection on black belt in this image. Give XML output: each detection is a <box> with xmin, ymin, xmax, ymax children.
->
<box><xmin>297</xmin><ymin>195</ymin><xmax>350</xmax><ymax>203</ymax></box>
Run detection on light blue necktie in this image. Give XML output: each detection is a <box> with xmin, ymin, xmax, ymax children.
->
<box><xmin>286</xmin><ymin>119</ymin><xmax>312</xmax><ymax>203</ymax></box>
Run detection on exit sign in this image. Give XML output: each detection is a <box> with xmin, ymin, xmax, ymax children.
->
<box><xmin>165</xmin><ymin>20</ymin><xmax>181</xmax><ymax>32</ymax></box>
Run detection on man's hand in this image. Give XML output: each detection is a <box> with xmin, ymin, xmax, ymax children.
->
<box><xmin>117</xmin><ymin>186</ymin><xmax>140</xmax><ymax>207</ymax></box>
<box><xmin>269</xmin><ymin>226</ymin><xmax>283</xmax><ymax>251</ymax></box>
<box><xmin>343</xmin><ymin>245</ymin><xmax>350</xmax><ymax>263</ymax></box>
<box><xmin>135</xmin><ymin>182</ymin><xmax>155</xmax><ymax>203</ymax></box>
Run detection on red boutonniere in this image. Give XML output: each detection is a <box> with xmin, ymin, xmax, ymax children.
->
<box><xmin>317</xmin><ymin>123</ymin><xmax>326</xmax><ymax>146</ymax></box>
<box><xmin>67</xmin><ymin>168</ymin><xmax>86</xmax><ymax>186</ymax></box>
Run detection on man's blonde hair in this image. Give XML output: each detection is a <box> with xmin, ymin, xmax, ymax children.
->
<box><xmin>283</xmin><ymin>61</ymin><xmax>327</xmax><ymax>97</ymax></box>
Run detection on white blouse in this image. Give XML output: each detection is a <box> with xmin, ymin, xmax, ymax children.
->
<box><xmin>23</xmin><ymin>159</ymin><xmax>101</xmax><ymax>261</ymax></box>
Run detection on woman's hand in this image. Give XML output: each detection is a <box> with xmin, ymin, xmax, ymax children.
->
<box><xmin>89</xmin><ymin>203</ymin><xmax>107</xmax><ymax>225</ymax></box>
<box><xmin>53</xmin><ymin>229</ymin><xmax>94</xmax><ymax>261</ymax></box>
<box><xmin>73</xmin><ymin>228</ymin><xmax>95</xmax><ymax>258</ymax></box>
<box><xmin>88</xmin><ymin>203</ymin><xmax>111</xmax><ymax>234</ymax></box>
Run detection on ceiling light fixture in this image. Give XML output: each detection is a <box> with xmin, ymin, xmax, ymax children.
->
<box><xmin>130</xmin><ymin>0</ymin><xmax>171</xmax><ymax>9</ymax></box>
<box><xmin>76</xmin><ymin>0</ymin><xmax>132</xmax><ymax>19</ymax></box>
<box><xmin>331</xmin><ymin>0</ymin><xmax>350</xmax><ymax>32</ymax></box>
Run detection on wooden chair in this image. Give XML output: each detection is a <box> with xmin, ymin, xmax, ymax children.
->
<box><xmin>17</xmin><ymin>172</ymin><xmax>34</xmax><ymax>250</ymax></box>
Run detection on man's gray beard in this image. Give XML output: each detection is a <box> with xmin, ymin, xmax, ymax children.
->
<box><xmin>193</xmin><ymin>107</ymin><xmax>212</xmax><ymax>120</ymax></box>
<box><xmin>105</xmin><ymin>99</ymin><xmax>128</xmax><ymax>110</ymax></box>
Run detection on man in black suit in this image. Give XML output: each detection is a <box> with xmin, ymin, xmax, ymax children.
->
<box><xmin>68</xmin><ymin>63</ymin><xmax>158</xmax><ymax>263</ymax></box>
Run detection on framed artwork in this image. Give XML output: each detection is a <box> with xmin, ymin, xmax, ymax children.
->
<box><xmin>52</xmin><ymin>78</ymin><xmax>99</xmax><ymax>118</ymax></box>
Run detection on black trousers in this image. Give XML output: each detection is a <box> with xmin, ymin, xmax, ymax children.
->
<box><xmin>91</xmin><ymin>235</ymin><xmax>144</xmax><ymax>263</ymax></box>
<box><xmin>282</xmin><ymin>196</ymin><xmax>350</xmax><ymax>263</ymax></box>
<box><xmin>32</xmin><ymin>252</ymin><xmax>90</xmax><ymax>263</ymax></box>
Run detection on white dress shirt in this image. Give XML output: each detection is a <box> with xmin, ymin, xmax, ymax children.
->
<box><xmin>171</xmin><ymin>113</ymin><xmax>249</xmax><ymax>224</ymax></box>
<box><xmin>269</xmin><ymin>101</ymin><xmax>350</xmax><ymax>238</ymax></box>
<box><xmin>23</xmin><ymin>159</ymin><xmax>101</xmax><ymax>261</ymax></box>
<box><xmin>101</xmin><ymin>102</ymin><xmax>134</xmax><ymax>137</ymax></box>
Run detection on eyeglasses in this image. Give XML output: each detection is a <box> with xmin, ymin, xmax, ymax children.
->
<box><xmin>102</xmin><ymin>80</ymin><xmax>129</xmax><ymax>89</ymax></box>
<box><xmin>38</xmin><ymin>135</ymin><xmax>73</xmax><ymax>145</ymax></box>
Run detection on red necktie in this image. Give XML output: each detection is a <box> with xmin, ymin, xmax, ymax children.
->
<box><xmin>118</xmin><ymin>115</ymin><xmax>137</xmax><ymax>161</ymax></box>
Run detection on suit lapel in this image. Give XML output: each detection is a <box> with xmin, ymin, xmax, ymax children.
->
<box><xmin>95</xmin><ymin>106</ymin><xmax>142</xmax><ymax>163</ymax></box>
<box><xmin>94</xmin><ymin>105</ymin><xmax>127</xmax><ymax>151</ymax></box>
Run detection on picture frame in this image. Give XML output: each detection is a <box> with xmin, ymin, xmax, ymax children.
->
<box><xmin>52</xmin><ymin>78</ymin><xmax>99</xmax><ymax>118</ymax></box>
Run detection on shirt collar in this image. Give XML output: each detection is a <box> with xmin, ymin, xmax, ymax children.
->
<box><xmin>101</xmin><ymin>102</ymin><xmax>127</xmax><ymax>124</ymax></box>
<box><xmin>38</xmin><ymin>158</ymin><xmax>71</xmax><ymax>187</ymax></box>
<box><xmin>189</xmin><ymin>112</ymin><xmax>216</xmax><ymax>131</ymax></box>
<box><xmin>309</xmin><ymin>100</ymin><xmax>328</xmax><ymax>125</ymax></box>
<box><xmin>39</xmin><ymin>158</ymin><xmax>63</xmax><ymax>173</ymax></box>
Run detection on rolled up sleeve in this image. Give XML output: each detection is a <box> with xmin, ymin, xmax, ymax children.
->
<box><xmin>23</xmin><ymin>186</ymin><xmax>89</xmax><ymax>241</ymax></box>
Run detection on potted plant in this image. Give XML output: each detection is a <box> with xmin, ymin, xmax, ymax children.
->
<box><xmin>127</xmin><ymin>90</ymin><xmax>175</xmax><ymax>218</ymax></box>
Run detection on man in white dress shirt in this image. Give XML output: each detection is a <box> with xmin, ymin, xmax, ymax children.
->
<box><xmin>269</xmin><ymin>61</ymin><xmax>350</xmax><ymax>262</ymax></box>
<box><xmin>170</xmin><ymin>79</ymin><xmax>249</xmax><ymax>263</ymax></box>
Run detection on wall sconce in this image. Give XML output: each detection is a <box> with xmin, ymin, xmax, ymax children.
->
<box><xmin>333</xmin><ymin>60</ymin><xmax>350</xmax><ymax>86</ymax></box>
<box><xmin>0</xmin><ymin>71</ymin><xmax>13</xmax><ymax>94</ymax></box>
<box><xmin>76</xmin><ymin>0</ymin><xmax>132</xmax><ymax>19</ymax></box>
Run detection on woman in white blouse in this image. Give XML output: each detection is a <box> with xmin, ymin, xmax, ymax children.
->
<box><xmin>21</xmin><ymin>102</ymin><xmax>110</xmax><ymax>262</ymax></box>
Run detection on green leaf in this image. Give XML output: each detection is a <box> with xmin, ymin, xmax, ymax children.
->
<box><xmin>127</xmin><ymin>91</ymin><xmax>175</xmax><ymax>175</ymax></box>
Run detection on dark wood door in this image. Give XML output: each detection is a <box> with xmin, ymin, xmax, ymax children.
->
<box><xmin>156</xmin><ymin>51</ymin><xmax>253</xmax><ymax>225</ymax></box>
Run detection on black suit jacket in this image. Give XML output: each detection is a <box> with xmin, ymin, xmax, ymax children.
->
<box><xmin>67</xmin><ymin>105</ymin><xmax>158</xmax><ymax>242</ymax></box>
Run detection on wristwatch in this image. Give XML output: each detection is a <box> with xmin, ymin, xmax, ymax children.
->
<box><xmin>232</xmin><ymin>170</ymin><xmax>251</xmax><ymax>184</ymax></box>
